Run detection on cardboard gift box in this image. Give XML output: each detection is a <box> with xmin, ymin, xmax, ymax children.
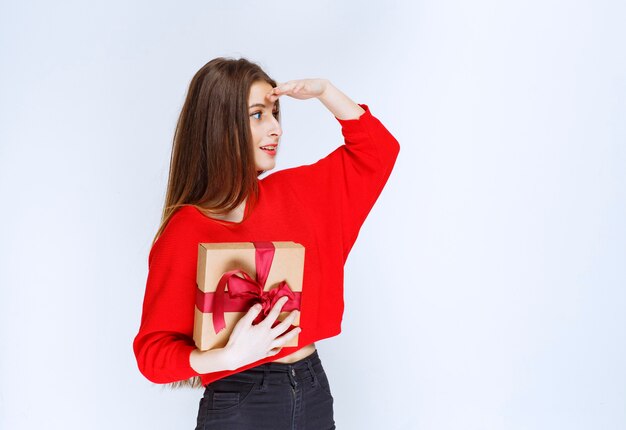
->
<box><xmin>193</xmin><ymin>241</ymin><xmax>305</xmax><ymax>351</ymax></box>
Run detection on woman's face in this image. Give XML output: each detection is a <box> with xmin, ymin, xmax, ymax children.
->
<box><xmin>248</xmin><ymin>80</ymin><xmax>282</xmax><ymax>173</ymax></box>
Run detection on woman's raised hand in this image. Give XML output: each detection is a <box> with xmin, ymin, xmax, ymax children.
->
<box><xmin>222</xmin><ymin>296</ymin><xmax>301</xmax><ymax>370</ymax></box>
<box><xmin>267</xmin><ymin>79</ymin><xmax>363</xmax><ymax>122</ymax></box>
<box><xmin>267</xmin><ymin>78</ymin><xmax>329</xmax><ymax>102</ymax></box>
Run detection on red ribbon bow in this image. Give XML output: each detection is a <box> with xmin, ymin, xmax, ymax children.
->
<box><xmin>195</xmin><ymin>241</ymin><xmax>301</xmax><ymax>334</ymax></box>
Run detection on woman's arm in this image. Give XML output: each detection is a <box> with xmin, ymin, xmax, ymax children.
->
<box><xmin>317</xmin><ymin>81</ymin><xmax>366</xmax><ymax>121</ymax></box>
<box><xmin>270</xmin><ymin>78</ymin><xmax>365</xmax><ymax>120</ymax></box>
<box><xmin>189</xmin><ymin>347</ymin><xmax>233</xmax><ymax>373</ymax></box>
<box><xmin>269</xmin><ymin>78</ymin><xmax>400</xmax><ymax>260</ymax></box>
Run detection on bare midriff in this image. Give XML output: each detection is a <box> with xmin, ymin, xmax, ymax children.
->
<box><xmin>271</xmin><ymin>343</ymin><xmax>316</xmax><ymax>363</ymax></box>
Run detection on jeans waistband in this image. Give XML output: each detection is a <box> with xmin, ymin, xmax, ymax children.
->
<box><xmin>254</xmin><ymin>349</ymin><xmax>321</xmax><ymax>373</ymax></box>
<box><xmin>206</xmin><ymin>349</ymin><xmax>323</xmax><ymax>389</ymax></box>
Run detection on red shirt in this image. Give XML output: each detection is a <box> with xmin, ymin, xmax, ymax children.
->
<box><xmin>133</xmin><ymin>103</ymin><xmax>400</xmax><ymax>386</ymax></box>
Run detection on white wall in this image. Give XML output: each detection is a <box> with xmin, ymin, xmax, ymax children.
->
<box><xmin>1</xmin><ymin>1</ymin><xmax>624</xmax><ymax>429</ymax></box>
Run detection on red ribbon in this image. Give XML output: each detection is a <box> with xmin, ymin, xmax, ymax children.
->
<box><xmin>195</xmin><ymin>241</ymin><xmax>302</xmax><ymax>334</ymax></box>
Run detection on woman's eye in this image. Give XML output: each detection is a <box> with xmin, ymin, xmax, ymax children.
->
<box><xmin>251</xmin><ymin>110</ymin><xmax>280</xmax><ymax>120</ymax></box>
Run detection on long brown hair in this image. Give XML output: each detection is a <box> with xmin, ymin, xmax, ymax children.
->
<box><xmin>153</xmin><ymin>57</ymin><xmax>280</xmax><ymax>390</ymax></box>
<box><xmin>153</xmin><ymin>56</ymin><xmax>280</xmax><ymax>247</ymax></box>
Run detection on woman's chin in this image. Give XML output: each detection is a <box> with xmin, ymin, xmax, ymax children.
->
<box><xmin>256</xmin><ymin>162</ymin><xmax>276</xmax><ymax>172</ymax></box>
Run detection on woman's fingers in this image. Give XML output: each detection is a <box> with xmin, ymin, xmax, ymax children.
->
<box><xmin>271</xmin><ymin>325</ymin><xmax>302</xmax><ymax>350</ymax></box>
<box><xmin>269</xmin><ymin>79</ymin><xmax>326</xmax><ymax>101</ymax></box>
<box><xmin>272</xmin><ymin>81</ymin><xmax>299</xmax><ymax>95</ymax></box>
<box><xmin>238</xmin><ymin>303</ymin><xmax>263</xmax><ymax>328</ymax></box>
<box><xmin>227</xmin><ymin>302</ymin><xmax>261</xmax><ymax>345</ymax></box>
<box><xmin>223</xmin><ymin>297</ymin><xmax>302</xmax><ymax>367</ymax></box>
<box><xmin>272</xmin><ymin>82</ymin><xmax>286</xmax><ymax>93</ymax></box>
<box><xmin>271</xmin><ymin>308</ymin><xmax>300</xmax><ymax>335</ymax></box>
<box><xmin>259</xmin><ymin>296</ymin><xmax>289</xmax><ymax>327</ymax></box>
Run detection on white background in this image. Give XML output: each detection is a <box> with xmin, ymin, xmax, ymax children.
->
<box><xmin>1</xmin><ymin>1</ymin><xmax>625</xmax><ymax>429</ymax></box>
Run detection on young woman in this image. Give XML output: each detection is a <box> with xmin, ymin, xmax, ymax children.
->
<box><xmin>133</xmin><ymin>57</ymin><xmax>400</xmax><ymax>429</ymax></box>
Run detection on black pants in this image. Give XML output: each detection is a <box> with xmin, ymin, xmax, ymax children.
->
<box><xmin>195</xmin><ymin>349</ymin><xmax>336</xmax><ymax>430</ymax></box>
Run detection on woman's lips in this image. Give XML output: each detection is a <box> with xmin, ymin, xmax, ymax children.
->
<box><xmin>260</xmin><ymin>145</ymin><xmax>277</xmax><ymax>156</ymax></box>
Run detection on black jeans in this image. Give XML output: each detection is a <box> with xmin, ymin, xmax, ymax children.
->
<box><xmin>195</xmin><ymin>349</ymin><xmax>336</xmax><ymax>430</ymax></box>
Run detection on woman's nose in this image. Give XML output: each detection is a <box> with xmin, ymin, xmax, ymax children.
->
<box><xmin>271</xmin><ymin>120</ymin><xmax>282</xmax><ymax>136</ymax></box>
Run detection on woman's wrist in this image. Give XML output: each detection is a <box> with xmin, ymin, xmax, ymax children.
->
<box><xmin>317</xmin><ymin>81</ymin><xmax>365</xmax><ymax>121</ymax></box>
<box><xmin>189</xmin><ymin>347</ymin><xmax>235</xmax><ymax>374</ymax></box>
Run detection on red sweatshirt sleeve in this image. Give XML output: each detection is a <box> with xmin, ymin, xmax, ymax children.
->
<box><xmin>283</xmin><ymin>103</ymin><xmax>400</xmax><ymax>260</ymax></box>
<box><xmin>132</xmin><ymin>214</ymin><xmax>201</xmax><ymax>384</ymax></box>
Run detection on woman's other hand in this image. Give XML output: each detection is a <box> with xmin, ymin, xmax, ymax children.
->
<box><xmin>222</xmin><ymin>296</ymin><xmax>301</xmax><ymax>370</ymax></box>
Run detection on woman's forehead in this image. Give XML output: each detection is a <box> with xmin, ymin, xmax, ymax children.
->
<box><xmin>249</xmin><ymin>83</ymin><xmax>277</xmax><ymax>109</ymax></box>
<box><xmin>249</xmin><ymin>81</ymin><xmax>274</xmax><ymax>100</ymax></box>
